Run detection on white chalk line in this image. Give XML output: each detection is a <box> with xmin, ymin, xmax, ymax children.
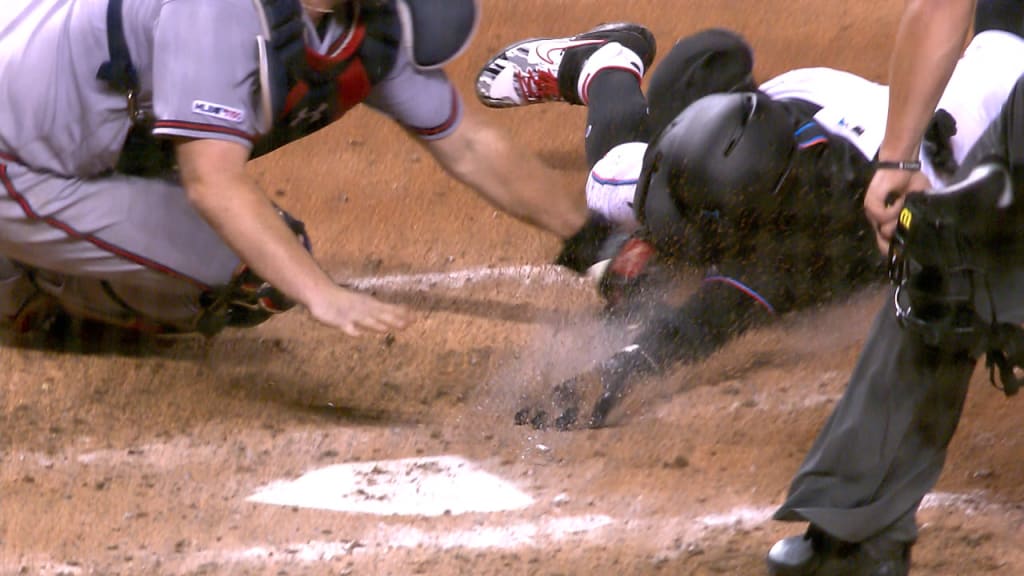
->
<box><xmin>920</xmin><ymin>490</ymin><xmax>1008</xmax><ymax>516</ymax></box>
<box><xmin>177</xmin><ymin>514</ymin><xmax>617</xmax><ymax>571</ymax></box>
<box><xmin>340</xmin><ymin>264</ymin><xmax>592</xmax><ymax>291</ymax></box>
<box><xmin>12</xmin><ymin>494</ymin><xmax>1016</xmax><ymax>574</ymax></box>
<box><xmin>0</xmin><ymin>508</ymin><xmax>777</xmax><ymax>575</ymax></box>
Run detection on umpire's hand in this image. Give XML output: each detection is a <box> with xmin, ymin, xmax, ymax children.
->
<box><xmin>864</xmin><ymin>166</ymin><xmax>932</xmax><ymax>254</ymax></box>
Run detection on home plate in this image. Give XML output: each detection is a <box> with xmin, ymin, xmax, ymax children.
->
<box><xmin>247</xmin><ymin>455</ymin><xmax>534</xmax><ymax>516</ymax></box>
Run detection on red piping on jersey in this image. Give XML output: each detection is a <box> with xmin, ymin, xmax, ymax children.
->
<box><xmin>411</xmin><ymin>86</ymin><xmax>461</xmax><ymax>137</ymax></box>
<box><xmin>797</xmin><ymin>136</ymin><xmax>829</xmax><ymax>149</ymax></box>
<box><xmin>703</xmin><ymin>275</ymin><xmax>776</xmax><ymax>314</ymax></box>
<box><xmin>152</xmin><ymin>120</ymin><xmax>256</xmax><ymax>142</ymax></box>
<box><xmin>0</xmin><ymin>161</ymin><xmax>211</xmax><ymax>290</ymax></box>
<box><xmin>0</xmin><ymin>151</ymin><xmax>17</xmax><ymax>163</ymax></box>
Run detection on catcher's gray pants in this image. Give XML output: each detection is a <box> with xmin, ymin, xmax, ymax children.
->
<box><xmin>0</xmin><ymin>157</ymin><xmax>240</xmax><ymax>330</ymax></box>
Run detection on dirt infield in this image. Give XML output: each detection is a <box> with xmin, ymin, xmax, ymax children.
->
<box><xmin>5</xmin><ymin>1</ymin><xmax>1024</xmax><ymax>575</ymax></box>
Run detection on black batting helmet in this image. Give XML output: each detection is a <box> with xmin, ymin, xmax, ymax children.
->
<box><xmin>634</xmin><ymin>91</ymin><xmax>797</xmax><ymax>265</ymax></box>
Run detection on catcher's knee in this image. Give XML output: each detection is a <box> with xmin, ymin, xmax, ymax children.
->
<box><xmin>6</xmin><ymin>266</ymin><xmax>190</xmax><ymax>335</ymax></box>
<box><xmin>3</xmin><ymin>207</ymin><xmax>315</xmax><ymax>337</ymax></box>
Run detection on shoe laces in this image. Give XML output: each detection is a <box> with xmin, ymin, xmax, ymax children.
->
<box><xmin>514</xmin><ymin>69</ymin><xmax>561</xmax><ymax>102</ymax></box>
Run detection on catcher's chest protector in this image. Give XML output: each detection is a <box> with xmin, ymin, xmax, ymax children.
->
<box><xmin>254</xmin><ymin>0</ymin><xmax>402</xmax><ymax>157</ymax></box>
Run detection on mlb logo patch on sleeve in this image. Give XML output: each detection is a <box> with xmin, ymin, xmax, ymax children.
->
<box><xmin>192</xmin><ymin>100</ymin><xmax>245</xmax><ymax>123</ymax></box>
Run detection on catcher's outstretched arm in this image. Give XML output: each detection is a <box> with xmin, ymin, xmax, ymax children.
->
<box><xmin>420</xmin><ymin>105</ymin><xmax>587</xmax><ymax>239</ymax></box>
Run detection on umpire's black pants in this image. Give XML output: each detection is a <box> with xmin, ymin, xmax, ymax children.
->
<box><xmin>772</xmin><ymin>298</ymin><xmax>977</xmax><ymax>544</ymax></box>
<box><xmin>773</xmin><ymin>68</ymin><xmax>1024</xmax><ymax>545</ymax></box>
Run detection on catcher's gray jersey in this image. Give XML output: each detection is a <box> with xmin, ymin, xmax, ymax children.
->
<box><xmin>0</xmin><ymin>0</ymin><xmax>459</xmax><ymax>175</ymax></box>
<box><xmin>0</xmin><ymin>0</ymin><xmax>463</xmax><ymax>330</ymax></box>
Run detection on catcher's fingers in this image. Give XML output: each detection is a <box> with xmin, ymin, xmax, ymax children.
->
<box><xmin>311</xmin><ymin>287</ymin><xmax>413</xmax><ymax>336</ymax></box>
<box><xmin>341</xmin><ymin>307</ymin><xmax>409</xmax><ymax>337</ymax></box>
<box><xmin>355</xmin><ymin>308</ymin><xmax>410</xmax><ymax>333</ymax></box>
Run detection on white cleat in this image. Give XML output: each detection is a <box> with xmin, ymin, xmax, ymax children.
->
<box><xmin>476</xmin><ymin>22</ymin><xmax>656</xmax><ymax>108</ymax></box>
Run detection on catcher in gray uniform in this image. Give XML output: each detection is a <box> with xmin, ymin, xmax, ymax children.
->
<box><xmin>0</xmin><ymin>0</ymin><xmax>602</xmax><ymax>341</ymax></box>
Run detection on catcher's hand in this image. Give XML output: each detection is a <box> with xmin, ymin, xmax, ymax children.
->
<box><xmin>514</xmin><ymin>345</ymin><xmax>656</xmax><ymax>431</ymax></box>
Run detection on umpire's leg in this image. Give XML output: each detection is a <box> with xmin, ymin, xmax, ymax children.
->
<box><xmin>773</xmin><ymin>293</ymin><xmax>978</xmax><ymax>545</ymax></box>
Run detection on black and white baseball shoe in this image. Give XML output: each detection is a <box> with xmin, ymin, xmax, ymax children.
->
<box><xmin>476</xmin><ymin>22</ymin><xmax>656</xmax><ymax>107</ymax></box>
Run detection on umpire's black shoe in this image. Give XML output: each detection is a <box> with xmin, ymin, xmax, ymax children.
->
<box><xmin>766</xmin><ymin>526</ymin><xmax>911</xmax><ymax>576</ymax></box>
